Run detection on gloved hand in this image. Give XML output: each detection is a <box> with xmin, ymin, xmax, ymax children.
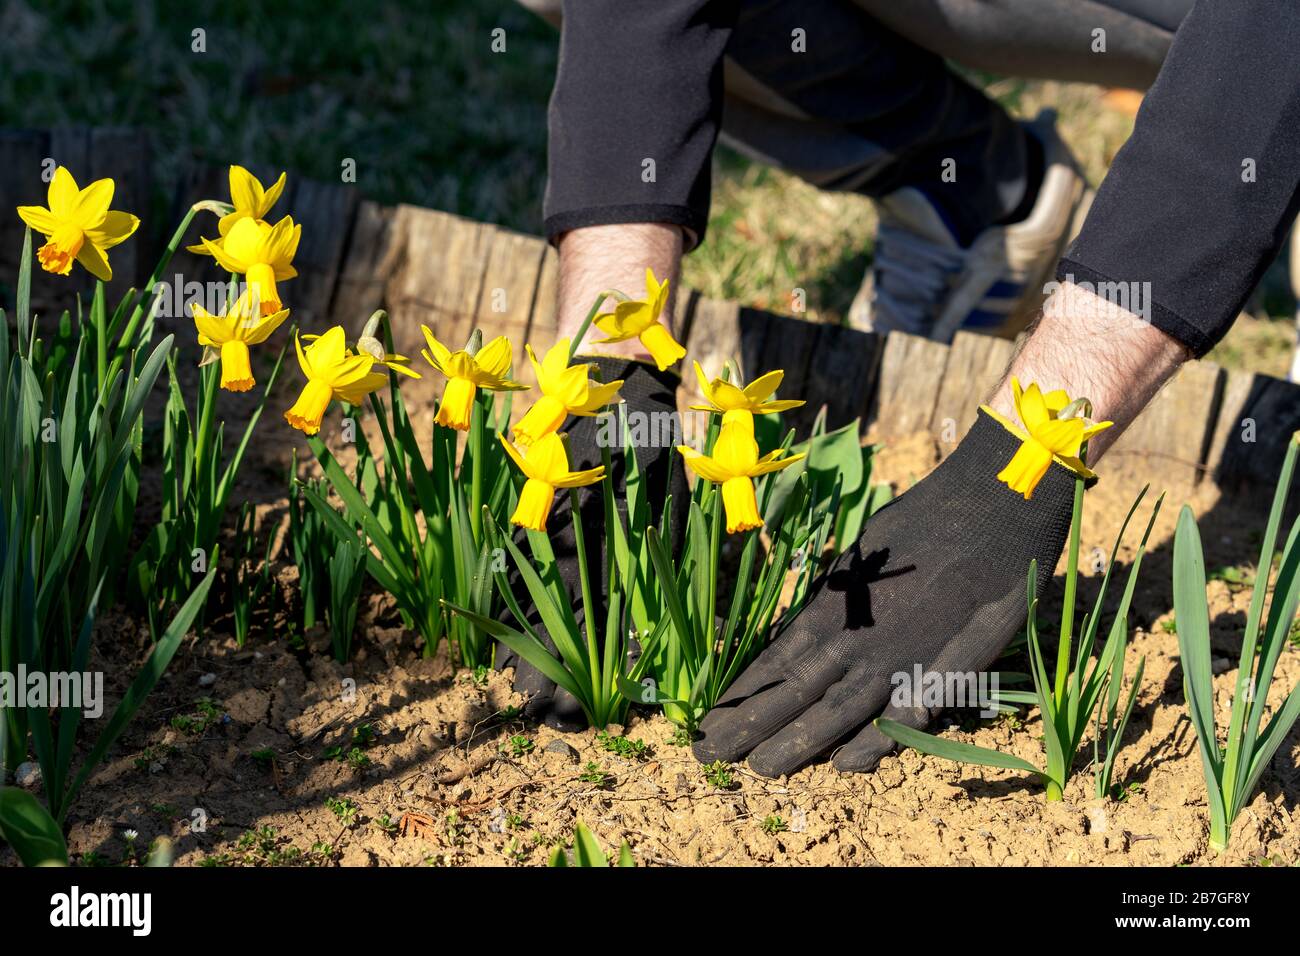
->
<box><xmin>496</xmin><ymin>356</ymin><xmax>689</xmax><ymax>730</ymax></box>
<box><xmin>692</xmin><ymin>408</ymin><xmax>1078</xmax><ymax>777</ymax></box>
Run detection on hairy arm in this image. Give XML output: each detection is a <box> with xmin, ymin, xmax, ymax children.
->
<box><xmin>989</xmin><ymin>281</ymin><xmax>1191</xmax><ymax>461</ymax></box>
<box><xmin>555</xmin><ymin>223</ymin><xmax>684</xmax><ymax>361</ymax></box>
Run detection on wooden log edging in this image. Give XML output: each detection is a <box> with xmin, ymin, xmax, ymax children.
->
<box><xmin>4</xmin><ymin>125</ymin><xmax>1298</xmax><ymax>493</ymax></box>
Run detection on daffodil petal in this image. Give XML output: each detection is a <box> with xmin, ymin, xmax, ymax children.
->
<box><xmin>84</xmin><ymin>210</ymin><xmax>139</xmax><ymax>249</ymax></box>
<box><xmin>677</xmin><ymin>446</ymin><xmax>732</xmax><ymax>484</ymax></box>
<box><xmin>74</xmin><ymin>241</ymin><xmax>112</xmax><ymax>282</ymax></box>
<box><xmin>16</xmin><ymin>205</ymin><xmax>57</xmax><ymax>236</ymax></box>
<box><xmin>47</xmin><ymin>167</ymin><xmax>79</xmax><ymax>217</ymax></box>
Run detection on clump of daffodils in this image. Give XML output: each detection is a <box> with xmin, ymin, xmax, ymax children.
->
<box><xmin>987</xmin><ymin>378</ymin><xmax>1113</xmax><ymax>499</ymax></box>
<box><xmin>678</xmin><ymin>367</ymin><xmax>806</xmax><ymax>534</ymax></box>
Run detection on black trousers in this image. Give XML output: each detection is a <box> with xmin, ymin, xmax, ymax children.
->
<box><xmin>538</xmin><ymin>0</ymin><xmax>1300</xmax><ymax>355</ymax></box>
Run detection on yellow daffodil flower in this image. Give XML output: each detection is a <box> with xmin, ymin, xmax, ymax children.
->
<box><xmin>421</xmin><ymin>327</ymin><xmax>527</xmax><ymax>431</ymax></box>
<box><xmin>186</xmin><ymin>165</ymin><xmax>287</xmax><ymax>253</ymax></box>
<box><xmin>500</xmin><ymin>431</ymin><xmax>605</xmax><ymax>532</ymax></box>
<box><xmin>284</xmin><ymin>327</ymin><xmax>388</xmax><ymax>435</ymax></box>
<box><xmin>304</xmin><ymin>332</ymin><xmax>421</xmax><ymax>380</ymax></box>
<box><xmin>512</xmin><ymin>338</ymin><xmax>624</xmax><ymax>445</ymax></box>
<box><xmin>17</xmin><ymin>167</ymin><xmax>140</xmax><ymax>280</ymax></box>
<box><xmin>691</xmin><ymin>361</ymin><xmax>805</xmax><ymax>427</ymax></box>
<box><xmin>987</xmin><ymin>378</ymin><xmax>1113</xmax><ymax>499</ymax></box>
<box><xmin>677</xmin><ymin>419</ymin><xmax>805</xmax><ymax>533</ymax></box>
<box><xmin>192</xmin><ymin>290</ymin><xmax>289</xmax><ymax>392</ymax></box>
<box><xmin>593</xmin><ymin>268</ymin><xmax>686</xmax><ymax>371</ymax></box>
<box><xmin>201</xmin><ymin>216</ymin><xmax>301</xmax><ymax>316</ymax></box>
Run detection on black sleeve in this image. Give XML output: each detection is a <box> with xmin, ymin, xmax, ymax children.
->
<box><xmin>1058</xmin><ymin>0</ymin><xmax>1300</xmax><ymax>357</ymax></box>
<box><xmin>542</xmin><ymin>0</ymin><xmax>737</xmax><ymax>250</ymax></box>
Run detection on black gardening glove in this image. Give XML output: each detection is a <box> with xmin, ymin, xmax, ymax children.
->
<box><xmin>692</xmin><ymin>409</ymin><xmax>1078</xmax><ymax>777</ymax></box>
<box><xmin>496</xmin><ymin>357</ymin><xmax>689</xmax><ymax>730</ymax></box>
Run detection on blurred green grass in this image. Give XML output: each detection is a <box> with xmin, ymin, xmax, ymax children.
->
<box><xmin>1</xmin><ymin>0</ymin><xmax>1292</xmax><ymax>371</ymax></box>
<box><xmin>0</xmin><ymin>0</ymin><xmax>557</xmax><ymax>230</ymax></box>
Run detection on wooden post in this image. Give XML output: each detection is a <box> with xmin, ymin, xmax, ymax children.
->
<box><xmin>869</xmin><ymin>331</ymin><xmax>950</xmax><ymax>440</ymax></box>
<box><xmin>929</xmin><ymin>331</ymin><xmax>1015</xmax><ymax>451</ymax></box>
<box><xmin>1109</xmin><ymin>360</ymin><xmax>1222</xmax><ymax>487</ymax></box>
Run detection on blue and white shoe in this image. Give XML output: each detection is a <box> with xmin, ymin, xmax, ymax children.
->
<box><xmin>850</xmin><ymin>113</ymin><xmax>1087</xmax><ymax>342</ymax></box>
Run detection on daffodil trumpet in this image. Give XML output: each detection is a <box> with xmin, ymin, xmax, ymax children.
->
<box><xmin>512</xmin><ymin>338</ymin><xmax>624</xmax><ymax>446</ymax></box>
<box><xmin>677</xmin><ymin>417</ymin><xmax>805</xmax><ymax>534</ymax></box>
<box><xmin>192</xmin><ymin>289</ymin><xmax>290</xmax><ymax>392</ymax></box>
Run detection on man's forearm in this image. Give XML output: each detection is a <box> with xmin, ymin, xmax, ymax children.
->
<box><xmin>556</xmin><ymin>223</ymin><xmax>684</xmax><ymax>362</ymax></box>
<box><xmin>988</xmin><ymin>281</ymin><xmax>1191</xmax><ymax>462</ymax></box>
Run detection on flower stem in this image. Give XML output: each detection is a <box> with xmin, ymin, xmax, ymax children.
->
<box><xmin>567</xmin><ymin>289</ymin><xmax>626</xmax><ymax>362</ymax></box>
<box><xmin>106</xmin><ymin>204</ymin><xmax>204</xmax><ymax>385</ymax></box>
<box><xmin>569</xmin><ymin>486</ymin><xmax>601</xmax><ymax>718</ymax></box>
<box><xmin>470</xmin><ymin>393</ymin><xmax>485</xmax><ymax>543</ymax></box>
<box><xmin>94</xmin><ymin>281</ymin><xmax>107</xmax><ymax>391</ymax></box>
<box><xmin>190</xmin><ymin>362</ymin><xmax>221</xmax><ymax>588</ymax></box>
<box><xmin>1053</xmin><ymin>473</ymin><xmax>1085</xmax><ymax>707</ymax></box>
<box><xmin>706</xmin><ymin>487</ymin><xmax>722</xmax><ymax>675</ymax></box>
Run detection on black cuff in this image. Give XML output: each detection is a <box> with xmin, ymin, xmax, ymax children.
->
<box><xmin>544</xmin><ymin>204</ymin><xmax>705</xmax><ymax>252</ymax></box>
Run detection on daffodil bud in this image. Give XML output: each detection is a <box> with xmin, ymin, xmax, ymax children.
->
<box><xmin>356</xmin><ymin>336</ymin><xmax>386</xmax><ymax>362</ymax></box>
<box><xmin>464</xmin><ymin>328</ymin><xmax>483</xmax><ymax>356</ymax></box>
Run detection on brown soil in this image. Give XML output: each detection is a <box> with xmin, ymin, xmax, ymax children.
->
<box><xmin>7</xmin><ymin>422</ymin><xmax>1300</xmax><ymax>869</ymax></box>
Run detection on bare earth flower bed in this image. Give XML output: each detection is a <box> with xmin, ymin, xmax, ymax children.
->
<box><xmin>24</xmin><ymin>429</ymin><xmax>1298</xmax><ymax>868</ymax></box>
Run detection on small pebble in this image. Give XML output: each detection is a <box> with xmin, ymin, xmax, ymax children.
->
<box><xmin>543</xmin><ymin>739</ymin><xmax>578</xmax><ymax>761</ymax></box>
<box><xmin>198</xmin><ymin>673</ymin><xmax>217</xmax><ymax>687</ymax></box>
<box><xmin>1211</xmin><ymin>657</ymin><xmax>1231</xmax><ymax>675</ymax></box>
<box><xmin>15</xmin><ymin>762</ymin><xmax>41</xmax><ymax>790</ymax></box>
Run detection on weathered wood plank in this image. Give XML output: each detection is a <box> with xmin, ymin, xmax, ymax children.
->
<box><xmin>753</xmin><ymin>312</ymin><xmax>818</xmax><ymax>436</ymax></box>
<box><xmin>929</xmin><ymin>331</ymin><xmax>1016</xmax><ymax>449</ymax></box>
<box><xmin>285</xmin><ymin>176</ymin><xmax>360</xmax><ymax>328</ymax></box>
<box><xmin>680</xmin><ymin>295</ymin><xmax>741</xmax><ymax>447</ymax></box>
<box><xmin>868</xmin><ymin>331</ymin><xmax>949</xmax><ymax>439</ymax></box>
<box><xmin>1206</xmin><ymin>368</ymin><xmax>1300</xmax><ymax>489</ymax></box>
<box><xmin>88</xmin><ymin>128</ymin><xmax>151</xmax><ymax>303</ymax></box>
<box><xmin>1108</xmin><ymin>360</ymin><xmax>1221</xmax><ymax>487</ymax></box>
<box><xmin>385</xmin><ymin>205</ymin><xmax>495</xmax><ymax>357</ymax></box>
<box><xmin>329</xmin><ymin>200</ymin><xmax>400</xmax><ymax>331</ymax></box>
<box><xmin>0</xmin><ymin>129</ymin><xmax>51</xmax><ymax>305</ymax></box>
<box><xmin>474</xmin><ymin>230</ymin><xmax>550</xmax><ymax>387</ymax></box>
<box><xmin>803</xmin><ymin>323</ymin><xmax>884</xmax><ymax>435</ymax></box>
